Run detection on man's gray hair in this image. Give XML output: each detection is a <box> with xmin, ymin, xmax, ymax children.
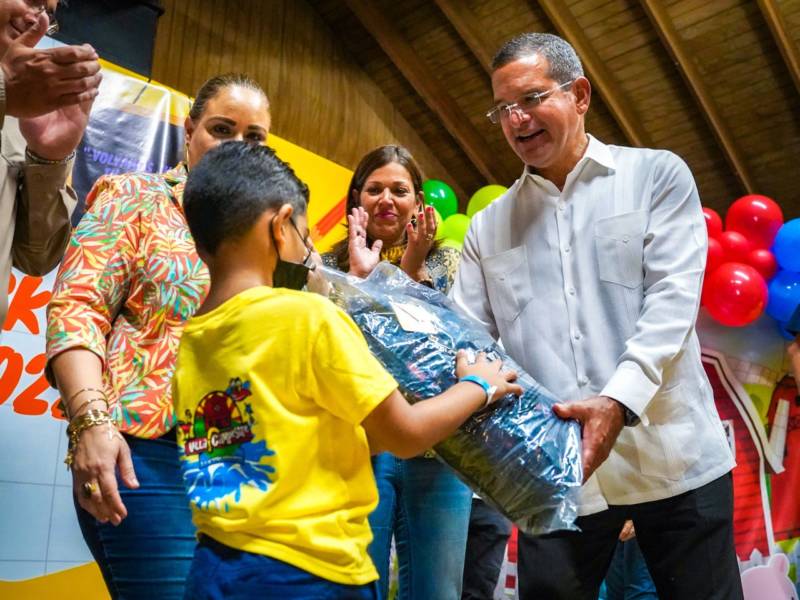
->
<box><xmin>491</xmin><ymin>33</ymin><xmax>584</xmax><ymax>84</ymax></box>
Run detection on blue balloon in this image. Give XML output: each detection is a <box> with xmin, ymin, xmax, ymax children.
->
<box><xmin>777</xmin><ymin>320</ymin><xmax>797</xmax><ymax>341</ymax></box>
<box><xmin>766</xmin><ymin>269</ymin><xmax>800</xmax><ymax>322</ymax></box>
<box><xmin>773</xmin><ymin>218</ymin><xmax>800</xmax><ymax>272</ymax></box>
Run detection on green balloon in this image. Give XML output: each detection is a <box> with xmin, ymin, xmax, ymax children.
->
<box><xmin>439</xmin><ymin>213</ymin><xmax>471</xmax><ymax>246</ymax></box>
<box><xmin>440</xmin><ymin>238</ymin><xmax>464</xmax><ymax>251</ymax></box>
<box><xmin>466</xmin><ymin>184</ymin><xmax>507</xmax><ymax>218</ymax></box>
<box><xmin>423</xmin><ymin>179</ymin><xmax>458</xmax><ymax>220</ymax></box>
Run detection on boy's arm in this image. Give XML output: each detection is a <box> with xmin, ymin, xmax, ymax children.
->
<box><xmin>361</xmin><ymin>352</ymin><xmax>522</xmax><ymax>459</ymax></box>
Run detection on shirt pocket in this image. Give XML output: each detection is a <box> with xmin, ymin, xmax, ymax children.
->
<box><xmin>594</xmin><ymin>210</ymin><xmax>647</xmax><ymax>289</ymax></box>
<box><xmin>480</xmin><ymin>246</ymin><xmax>534</xmax><ymax>323</ymax></box>
<box><xmin>634</xmin><ymin>383</ymin><xmax>702</xmax><ymax>481</ymax></box>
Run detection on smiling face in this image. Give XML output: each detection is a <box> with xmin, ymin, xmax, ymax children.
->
<box><xmin>491</xmin><ymin>53</ymin><xmax>590</xmax><ymax>185</ymax></box>
<box><xmin>184</xmin><ymin>84</ymin><xmax>270</xmax><ymax>170</ymax></box>
<box><xmin>358</xmin><ymin>161</ymin><xmax>422</xmax><ymax>246</ymax></box>
<box><xmin>0</xmin><ymin>0</ymin><xmax>57</xmax><ymax>52</ymax></box>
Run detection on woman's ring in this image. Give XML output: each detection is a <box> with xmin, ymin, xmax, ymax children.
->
<box><xmin>82</xmin><ymin>481</ymin><xmax>98</xmax><ymax>498</ymax></box>
<box><xmin>426</xmin><ymin>234</ymin><xmax>434</xmax><ymax>241</ymax></box>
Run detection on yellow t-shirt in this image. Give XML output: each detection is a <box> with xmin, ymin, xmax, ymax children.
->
<box><xmin>173</xmin><ymin>286</ymin><xmax>398</xmax><ymax>585</ymax></box>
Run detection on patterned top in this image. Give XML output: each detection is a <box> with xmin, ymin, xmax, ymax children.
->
<box><xmin>321</xmin><ymin>243</ymin><xmax>461</xmax><ymax>295</ymax></box>
<box><xmin>46</xmin><ymin>164</ymin><xmax>210</xmax><ymax>438</ymax></box>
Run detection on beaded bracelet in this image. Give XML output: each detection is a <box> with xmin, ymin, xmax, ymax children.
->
<box><xmin>25</xmin><ymin>147</ymin><xmax>76</xmax><ymax>166</ymax></box>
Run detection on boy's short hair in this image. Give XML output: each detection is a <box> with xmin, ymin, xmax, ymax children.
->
<box><xmin>184</xmin><ymin>142</ymin><xmax>310</xmax><ymax>255</ymax></box>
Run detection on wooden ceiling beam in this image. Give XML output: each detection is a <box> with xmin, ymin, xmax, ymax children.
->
<box><xmin>640</xmin><ymin>0</ymin><xmax>756</xmax><ymax>193</ymax></box>
<box><xmin>535</xmin><ymin>0</ymin><xmax>651</xmax><ymax>148</ymax></box>
<box><xmin>756</xmin><ymin>0</ymin><xmax>800</xmax><ymax>99</ymax></box>
<box><xmin>432</xmin><ymin>0</ymin><xmax>494</xmax><ymax>75</ymax></box>
<box><xmin>344</xmin><ymin>0</ymin><xmax>505</xmax><ymax>183</ymax></box>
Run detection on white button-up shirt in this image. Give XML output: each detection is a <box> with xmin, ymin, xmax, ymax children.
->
<box><xmin>451</xmin><ymin>135</ymin><xmax>734</xmax><ymax>515</ymax></box>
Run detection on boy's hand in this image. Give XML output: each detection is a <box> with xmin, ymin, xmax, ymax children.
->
<box><xmin>455</xmin><ymin>350</ymin><xmax>522</xmax><ymax>403</ymax></box>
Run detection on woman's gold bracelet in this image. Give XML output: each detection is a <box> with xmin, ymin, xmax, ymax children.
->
<box><xmin>68</xmin><ymin>397</ymin><xmax>110</xmax><ymax>420</ymax></box>
<box><xmin>64</xmin><ymin>409</ymin><xmax>116</xmax><ymax>470</ymax></box>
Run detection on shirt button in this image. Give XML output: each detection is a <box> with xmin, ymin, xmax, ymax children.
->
<box><xmin>573</xmin><ymin>331</ymin><xmax>582</xmax><ymax>341</ymax></box>
<box><xmin>578</xmin><ymin>375</ymin><xmax>589</xmax><ymax>386</ymax></box>
<box><xmin>622</xmin><ymin>235</ymin><xmax>630</xmax><ymax>243</ymax></box>
<box><xmin>564</xmin><ymin>245</ymin><xmax>571</xmax><ymax>253</ymax></box>
<box><xmin>568</xmin><ymin>287</ymin><xmax>576</xmax><ymax>295</ymax></box>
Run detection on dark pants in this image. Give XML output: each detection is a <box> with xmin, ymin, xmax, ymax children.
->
<box><xmin>518</xmin><ymin>473</ymin><xmax>742</xmax><ymax>600</ymax></box>
<box><xmin>462</xmin><ymin>497</ymin><xmax>512</xmax><ymax>600</ymax></box>
<box><xmin>75</xmin><ymin>431</ymin><xmax>196</xmax><ymax>599</ymax></box>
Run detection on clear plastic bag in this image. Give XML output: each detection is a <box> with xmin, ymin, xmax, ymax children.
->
<box><xmin>320</xmin><ymin>262</ymin><xmax>582</xmax><ymax>535</ymax></box>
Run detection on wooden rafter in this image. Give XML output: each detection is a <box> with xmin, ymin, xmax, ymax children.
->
<box><xmin>344</xmin><ymin>0</ymin><xmax>505</xmax><ymax>183</ymax></box>
<box><xmin>535</xmin><ymin>0</ymin><xmax>651</xmax><ymax>148</ymax></box>
<box><xmin>640</xmin><ymin>0</ymin><xmax>756</xmax><ymax>193</ymax></box>
<box><xmin>756</xmin><ymin>0</ymin><xmax>800</xmax><ymax>99</ymax></box>
<box><xmin>432</xmin><ymin>0</ymin><xmax>494</xmax><ymax>75</ymax></box>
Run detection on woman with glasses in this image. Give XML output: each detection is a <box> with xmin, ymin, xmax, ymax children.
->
<box><xmin>45</xmin><ymin>73</ymin><xmax>270</xmax><ymax>600</ymax></box>
<box><xmin>322</xmin><ymin>145</ymin><xmax>471</xmax><ymax>600</ymax></box>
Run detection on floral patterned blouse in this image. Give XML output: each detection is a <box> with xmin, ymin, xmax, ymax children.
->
<box><xmin>46</xmin><ymin>164</ymin><xmax>210</xmax><ymax>438</ymax></box>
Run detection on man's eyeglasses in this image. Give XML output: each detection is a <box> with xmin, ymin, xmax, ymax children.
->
<box><xmin>25</xmin><ymin>0</ymin><xmax>59</xmax><ymax>35</ymax></box>
<box><xmin>485</xmin><ymin>80</ymin><xmax>574</xmax><ymax>125</ymax></box>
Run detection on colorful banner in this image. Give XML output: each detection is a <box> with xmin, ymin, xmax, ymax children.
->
<box><xmin>0</xmin><ymin>42</ymin><xmax>350</xmax><ymax>598</ymax></box>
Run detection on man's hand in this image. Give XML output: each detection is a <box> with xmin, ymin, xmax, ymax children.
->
<box><xmin>2</xmin><ymin>12</ymin><xmax>101</xmax><ymax>119</ymax></box>
<box><xmin>19</xmin><ymin>98</ymin><xmax>96</xmax><ymax>160</ymax></box>
<box><xmin>553</xmin><ymin>395</ymin><xmax>625</xmax><ymax>482</ymax></box>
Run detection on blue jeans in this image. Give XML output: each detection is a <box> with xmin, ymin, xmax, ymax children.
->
<box><xmin>75</xmin><ymin>431</ymin><xmax>196</xmax><ymax>599</ymax></box>
<box><xmin>184</xmin><ymin>535</ymin><xmax>378</xmax><ymax>599</ymax></box>
<box><xmin>369</xmin><ymin>453</ymin><xmax>472</xmax><ymax>600</ymax></box>
<box><xmin>602</xmin><ymin>538</ymin><xmax>658</xmax><ymax>600</ymax></box>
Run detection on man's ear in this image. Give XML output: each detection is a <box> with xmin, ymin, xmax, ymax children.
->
<box><xmin>573</xmin><ymin>77</ymin><xmax>591</xmax><ymax>115</ymax></box>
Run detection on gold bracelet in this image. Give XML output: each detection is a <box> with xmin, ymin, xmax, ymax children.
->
<box><xmin>65</xmin><ymin>388</ymin><xmax>108</xmax><ymax>419</ymax></box>
<box><xmin>69</xmin><ymin>397</ymin><xmax>110</xmax><ymax>421</ymax></box>
<box><xmin>64</xmin><ymin>410</ymin><xmax>116</xmax><ymax>470</ymax></box>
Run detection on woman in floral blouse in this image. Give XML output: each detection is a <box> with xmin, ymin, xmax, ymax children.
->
<box><xmin>321</xmin><ymin>145</ymin><xmax>469</xmax><ymax>600</ymax></box>
<box><xmin>45</xmin><ymin>73</ymin><xmax>270</xmax><ymax>599</ymax></box>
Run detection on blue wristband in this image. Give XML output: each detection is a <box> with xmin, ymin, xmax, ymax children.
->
<box><xmin>459</xmin><ymin>375</ymin><xmax>495</xmax><ymax>407</ymax></box>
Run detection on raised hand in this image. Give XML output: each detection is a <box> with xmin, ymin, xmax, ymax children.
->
<box><xmin>400</xmin><ymin>205</ymin><xmax>438</xmax><ymax>281</ymax></box>
<box><xmin>347</xmin><ymin>206</ymin><xmax>383</xmax><ymax>278</ymax></box>
<box><xmin>2</xmin><ymin>12</ymin><xmax>101</xmax><ymax>117</ymax></box>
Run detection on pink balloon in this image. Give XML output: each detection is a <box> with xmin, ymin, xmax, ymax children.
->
<box><xmin>725</xmin><ymin>194</ymin><xmax>784</xmax><ymax>249</ymax></box>
<box><xmin>706</xmin><ymin>237</ymin><xmax>725</xmax><ymax>274</ymax></box>
<box><xmin>702</xmin><ymin>207</ymin><xmax>723</xmax><ymax>241</ymax></box>
<box><xmin>704</xmin><ymin>262</ymin><xmax>768</xmax><ymax>327</ymax></box>
<box><xmin>745</xmin><ymin>248</ymin><xmax>778</xmax><ymax>280</ymax></box>
<box><xmin>719</xmin><ymin>230</ymin><xmax>751</xmax><ymax>263</ymax></box>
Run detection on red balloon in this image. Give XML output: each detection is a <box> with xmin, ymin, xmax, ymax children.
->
<box><xmin>702</xmin><ymin>207</ymin><xmax>724</xmax><ymax>240</ymax></box>
<box><xmin>706</xmin><ymin>237</ymin><xmax>725</xmax><ymax>274</ymax></box>
<box><xmin>719</xmin><ymin>230</ymin><xmax>751</xmax><ymax>263</ymax></box>
<box><xmin>704</xmin><ymin>262</ymin><xmax>768</xmax><ymax>327</ymax></box>
<box><xmin>725</xmin><ymin>194</ymin><xmax>784</xmax><ymax>249</ymax></box>
<box><xmin>745</xmin><ymin>248</ymin><xmax>778</xmax><ymax>280</ymax></box>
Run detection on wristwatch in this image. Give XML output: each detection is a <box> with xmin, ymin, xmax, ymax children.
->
<box><xmin>616</xmin><ymin>401</ymin><xmax>641</xmax><ymax>427</ymax></box>
<box><xmin>459</xmin><ymin>375</ymin><xmax>497</xmax><ymax>408</ymax></box>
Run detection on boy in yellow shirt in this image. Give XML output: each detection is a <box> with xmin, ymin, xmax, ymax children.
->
<box><xmin>174</xmin><ymin>141</ymin><xmax>521</xmax><ymax>599</ymax></box>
